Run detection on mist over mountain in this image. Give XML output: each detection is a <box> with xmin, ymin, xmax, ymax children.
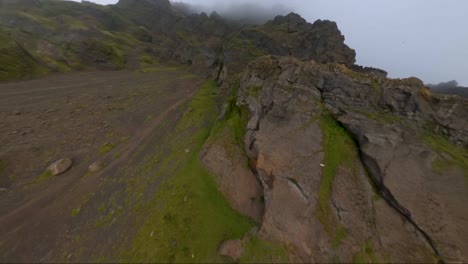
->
<box><xmin>172</xmin><ymin>1</ymin><xmax>291</xmax><ymax>24</ymax></box>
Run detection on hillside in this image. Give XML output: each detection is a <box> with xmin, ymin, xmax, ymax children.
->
<box><xmin>0</xmin><ymin>0</ymin><xmax>356</xmax><ymax>80</ymax></box>
<box><xmin>0</xmin><ymin>0</ymin><xmax>467</xmax><ymax>263</ymax></box>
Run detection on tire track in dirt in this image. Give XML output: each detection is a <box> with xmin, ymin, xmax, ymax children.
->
<box><xmin>0</xmin><ymin>90</ymin><xmax>195</xmax><ymax>234</ymax></box>
<box><xmin>0</xmin><ymin>70</ymin><xmax>202</xmax><ymax>261</ymax></box>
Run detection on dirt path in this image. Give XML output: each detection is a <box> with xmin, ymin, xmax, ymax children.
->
<box><xmin>0</xmin><ymin>69</ymin><xmax>202</xmax><ymax>262</ymax></box>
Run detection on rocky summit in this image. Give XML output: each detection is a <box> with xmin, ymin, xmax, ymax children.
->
<box><xmin>0</xmin><ymin>0</ymin><xmax>467</xmax><ymax>263</ymax></box>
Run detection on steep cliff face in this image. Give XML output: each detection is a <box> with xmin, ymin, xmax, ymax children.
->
<box><xmin>202</xmin><ymin>56</ymin><xmax>468</xmax><ymax>263</ymax></box>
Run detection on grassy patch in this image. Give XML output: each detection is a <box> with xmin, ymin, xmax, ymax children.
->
<box><xmin>353</xmin><ymin>240</ymin><xmax>379</xmax><ymax>263</ymax></box>
<box><xmin>247</xmin><ymin>86</ymin><xmax>261</xmax><ymax>98</ymax></box>
<box><xmin>351</xmin><ymin>107</ymin><xmax>400</xmax><ymax>124</ymax></box>
<box><xmin>61</xmin><ymin>15</ymin><xmax>88</xmax><ymax>30</ymax></box>
<box><xmin>181</xmin><ymin>73</ymin><xmax>197</xmax><ymax>79</ymax></box>
<box><xmin>240</xmin><ymin>236</ymin><xmax>288</xmax><ymax>263</ymax></box>
<box><xmin>66</xmin><ymin>39</ymin><xmax>126</xmax><ymax>69</ymax></box>
<box><xmin>317</xmin><ymin>114</ymin><xmax>358</xmax><ymax>244</ymax></box>
<box><xmin>36</xmin><ymin>170</ymin><xmax>53</xmax><ymax>183</ymax></box>
<box><xmin>211</xmin><ymin>86</ymin><xmax>249</xmax><ymax>149</ymax></box>
<box><xmin>71</xmin><ymin>207</ymin><xmax>81</xmax><ymax>217</ymax></box>
<box><xmin>120</xmin><ymin>81</ymin><xmax>256</xmax><ymax>262</ymax></box>
<box><xmin>139</xmin><ymin>54</ymin><xmax>155</xmax><ymax>66</ymax></box>
<box><xmin>0</xmin><ymin>32</ymin><xmax>49</xmax><ymax>80</ymax></box>
<box><xmin>370</xmin><ymin>79</ymin><xmax>381</xmax><ymax>95</ymax></box>
<box><xmin>17</xmin><ymin>11</ymin><xmax>57</xmax><ymax>30</ymax></box>
<box><xmin>99</xmin><ymin>142</ymin><xmax>116</xmax><ymax>155</ymax></box>
<box><xmin>332</xmin><ymin>226</ymin><xmax>348</xmax><ymax>249</ymax></box>
<box><xmin>34</xmin><ymin>52</ymin><xmax>70</xmax><ymax>73</ymax></box>
<box><xmin>424</xmin><ymin>134</ymin><xmax>468</xmax><ymax>178</ymax></box>
<box><xmin>364</xmin><ymin>111</ymin><xmax>400</xmax><ymax>124</ymax></box>
<box><xmin>0</xmin><ymin>160</ymin><xmax>6</xmax><ymax>173</ymax></box>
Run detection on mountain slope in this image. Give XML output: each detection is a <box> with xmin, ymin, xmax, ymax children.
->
<box><xmin>0</xmin><ymin>0</ymin><xmax>356</xmax><ymax>81</ymax></box>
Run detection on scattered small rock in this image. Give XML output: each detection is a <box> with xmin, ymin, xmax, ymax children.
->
<box><xmin>218</xmin><ymin>239</ymin><xmax>244</xmax><ymax>261</ymax></box>
<box><xmin>11</xmin><ymin>130</ymin><xmax>18</xmax><ymax>135</ymax></box>
<box><xmin>88</xmin><ymin>161</ymin><xmax>104</xmax><ymax>172</ymax></box>
<box><xmin>320</xmin><ymin>163</ymin><xmax>325</xmax><ymax>167</ymax></box>
<box><xmin>185</xmin><ymin>148</ymin><xmax>190</xmax><ymax>153</ymax></box>
<box><xmin>47</xmin><ymin>158</ymin><xmax>73</xmax><ymax>176</ymax></box>
<box><xmin>13</xmin><ymin>110</ymin><xmax>21</xmax><ymax>115</ymax></box>
<box><xmin>0</xmin><ymin>187</ymin><xmax>8</xmax><ymax>193</ymax></box>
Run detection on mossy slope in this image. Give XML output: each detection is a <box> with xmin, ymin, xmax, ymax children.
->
<box><xmin>120</xmin><ymin>81</ymin><xmax>255</xmax><ymax>263</ymax></box>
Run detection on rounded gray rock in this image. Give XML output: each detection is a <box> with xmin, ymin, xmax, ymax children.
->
<box><xmin>47</xmin><ymin>158</ymin><xmax>73</xmax><ymax>176</ymax></box>
<box><xmin>88</xmin><ymin>161</ymin><xmax>104</xmax><ymax>172</ymax></box>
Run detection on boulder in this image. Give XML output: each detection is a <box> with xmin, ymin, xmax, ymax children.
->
<box><xmin>47</xmin><ymin>158</ymin><xmax>73</xmax><ymax>176</ymax></box>
<box><xmin>218</xmin><ymin>239</ymin><xmax>244</xmax><ymax>261</ymax></box>
<box><xmin>88</xmin><ymin>161</ymin><xmax>104</xmax><ymax>172</ymax></box>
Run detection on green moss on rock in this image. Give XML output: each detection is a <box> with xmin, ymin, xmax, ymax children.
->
<box><xmin>120</xmin><ymin>81</ymin><xmax>256</xmax><ymax>263</ymax></box>
<box><xmin>240</xmin><ymin>236</ymin><xmax>288</xmax><ymax>263</ymax></box>
<box><xmin>425</xmin><ymin>134</ymin><xmax>468</xmax><ymax>178</ymax></box>
<box><xmin>317</xmin><ymin>113</ymin><xmax>358</xmax><ymax>246</ymax></box>
<box><xmin>0</xmin><ymin>32</ymin><xmax>49</xmax><ymax>80</ymax></box>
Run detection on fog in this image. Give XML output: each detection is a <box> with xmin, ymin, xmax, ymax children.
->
<box><xmin>171</xmin><ymin>1</ymin><xmax>291</xmax><ymax>24</ymax></box>
<box><xmin>74</xmin><ymin>0</ymin><xmax>468</xmax><ymax>86</ymax></box>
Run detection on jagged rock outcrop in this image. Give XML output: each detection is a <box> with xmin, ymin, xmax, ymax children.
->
<box><xmin>203</xmin><ymin>55</ymin><xmax>468</xmax><ymax>262</ymax></box>
<box><xmin>219</xmin><ymin>13</ymin><xmax>356</xmax><ymax>77</ymax></box>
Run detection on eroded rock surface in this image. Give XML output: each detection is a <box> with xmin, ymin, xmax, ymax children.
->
<box><xmin>204</xmin><ymin>55</ymin><xmax>467</xmax><ymax>263</ymax></box>
<box><xmin>200</xmin><ymin>132</ymin><xmax>264</xmax><ymax>222</ymax></box>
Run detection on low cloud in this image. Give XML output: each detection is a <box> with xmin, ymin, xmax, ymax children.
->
<box><xmin>172</xmin><ymin>1</ymin><xmax>293</xmax><ymax>24</ymax></box>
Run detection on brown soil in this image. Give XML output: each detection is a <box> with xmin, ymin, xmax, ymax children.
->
<box><xmin>0</xmin><ymin>68</ymin><xmax>202</xmax><ymax>262</ymax></box>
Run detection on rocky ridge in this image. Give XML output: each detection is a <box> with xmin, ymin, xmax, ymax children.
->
<box><xmin>202</xmin><ymin>56</ymin><xmax>468</xmax><ymax>262</ymax></box>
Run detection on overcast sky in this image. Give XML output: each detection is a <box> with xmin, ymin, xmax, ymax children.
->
<box><xmin>75</xmin><ymin>0</ymin><xmax>468</xmax><ymax>85</ymax></box>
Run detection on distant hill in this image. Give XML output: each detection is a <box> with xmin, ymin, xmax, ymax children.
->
<box><xmin>427</xmin><ymin>80</ymin><xmax>468</xmax><ymax>98</ymax></box>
